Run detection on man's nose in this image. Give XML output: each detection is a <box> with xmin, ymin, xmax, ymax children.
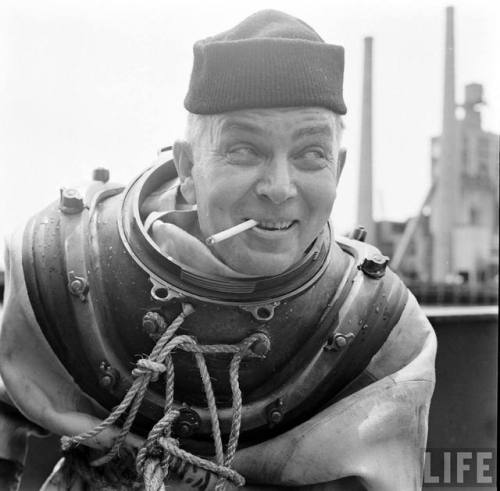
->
<box><xmin>255</xmin><ymin>157</ymin><xmax>298</xmax><ymax>204</ymax></box>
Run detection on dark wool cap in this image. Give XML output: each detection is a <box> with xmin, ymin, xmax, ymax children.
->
<box><xmin>184</xmin><ymin>10</ymin><xmax>347</xmax><ymax>115</ymax></box>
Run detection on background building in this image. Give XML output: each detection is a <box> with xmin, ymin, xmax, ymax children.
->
<box><xmin>382</xmin><ymin>83</ymin><xmax>499</xmax><ymax>288</ymax></box>
<box><xmin>368</xmin><ymin>7</ymin><xmax>499</xmax><ymax>291</ymax></box>
<box><xmin>430</xmin><ymin>83</ymin><xmax>499</xmax><ymax>285</ymax></box>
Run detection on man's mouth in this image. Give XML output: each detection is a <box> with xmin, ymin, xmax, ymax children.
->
<box><xmin>244</xmin><ymin>218</ymin><xmax>297</xmax><ymax>231</ymax></box>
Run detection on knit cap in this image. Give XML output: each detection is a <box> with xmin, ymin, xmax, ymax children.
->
<box><xmin>184</xmin><ymin>10</ymin><xmax>347</xmax><ymax>115</ymax></box>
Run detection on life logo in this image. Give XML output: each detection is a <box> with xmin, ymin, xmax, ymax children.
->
<box><xmin>424</xmin><ymin>449</ymin><xmax>496</xmax><ymax>487</ymax></box>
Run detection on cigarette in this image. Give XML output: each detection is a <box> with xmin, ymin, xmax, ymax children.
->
<box><xmin>205</xmin><ymin>219</ymin><xmax>258</xmax><ymax>246</ymax></box>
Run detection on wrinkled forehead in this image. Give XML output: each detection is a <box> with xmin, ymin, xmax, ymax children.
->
<box><xmin>212</xmin><ymin>107</ymin><xmax>336</xmax><ymax>141</ymax></box>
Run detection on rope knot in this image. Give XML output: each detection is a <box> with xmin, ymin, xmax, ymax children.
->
<box><xmin>132</xmin><ymin>359</ymin><xmax>166</xmax><ymax>381</ymax></box>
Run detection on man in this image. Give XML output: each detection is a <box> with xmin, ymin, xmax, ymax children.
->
<box><xmin>0</xmin><ymin>10</ymin><xmax>436</xmax><ymax>490</ymax></box>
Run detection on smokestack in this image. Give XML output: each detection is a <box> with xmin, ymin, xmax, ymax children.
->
<box><xmin>357</xmin><ymin>37</ymin><xmax>375</xmax><ymax>242</ymax></box>
<box><xmin>431</xmin><ymin>6</ymin><xmax>458</xmax><ymax>281</ymax></box>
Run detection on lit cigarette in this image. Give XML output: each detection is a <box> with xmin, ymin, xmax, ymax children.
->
<box><xmin>205</xmin><ymin>219</ymin><xmax>258</xmax><ymax>246</ymax></box>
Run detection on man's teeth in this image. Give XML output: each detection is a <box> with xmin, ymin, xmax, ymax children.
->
<box><xmin>256</xmin><ymin>220</ymin><xmax>294</xmax><ymax>230</ymax></box>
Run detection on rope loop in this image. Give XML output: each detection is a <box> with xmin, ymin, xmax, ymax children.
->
<box><xmin>240</xmin><ymin>331</ymin><xmax>272</xmax><ymax>358</ymax></box>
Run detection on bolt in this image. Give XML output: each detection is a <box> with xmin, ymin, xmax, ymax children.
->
<box><xmin>99</xmin><ymin>370</ymin><xmax>116</xmax><ymax>388</ymax></box>
<box><xmin>68</xmin><ymin>272</ymin><xmax>89</xmax><ymax>301</ymax></box>
<box><xmin>98</xmin><ymin>361</ymin><xmax>119</xmax><ymax>389</ymax></box>
<box><xmin>173</xmin><ymin>407</ymin><xmax>201</xmax><ymax>438</ymax></box>
<box><xmin>60</xmin><ymin>188</ymin><xmax>84</xmax><ymax>214</ymax></box>
<box><xmin>70</xmin><ymin>278</ymin><xmax>85</xmax><ymax>295</ymax></box>
<box><xmin>266</xmin><ymin>398</ymin><xmax>284</xmax><ymax>427</ymax></box>
<box><xmin>350</xmin><ymin>226</ymin><xmax>367</xmax><ymax>242</ymax></box>
<box><xmin>92</xmin><ymin>167</ymin><xmax>110</xmax><ymax>183</ymax></box>
<box><xmin>333</xmin><ymin>333</ymin><xmax>355</xmax><ymax>350</ymax></box>
<box><xmin>359</xmin><ymin>254</ymin><xmax>389</xmax><ymax>279</ymax></box>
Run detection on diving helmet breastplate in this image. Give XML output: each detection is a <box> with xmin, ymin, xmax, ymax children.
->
<box><xmin>20</xmin><ymin>159</ymin><xmax>408</xmax><ymax>451</ymax></box>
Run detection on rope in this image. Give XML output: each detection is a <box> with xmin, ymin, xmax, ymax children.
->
<box><xmin>61</xmin><ymin>304</ymin><xmax>271</xmax><ymax>491</ymax></box>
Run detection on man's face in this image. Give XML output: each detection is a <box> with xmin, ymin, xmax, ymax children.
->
<box><xmin>178</xmin><ymin>107</ymin><xmax>340</xmax><ymax>276</ymax></box>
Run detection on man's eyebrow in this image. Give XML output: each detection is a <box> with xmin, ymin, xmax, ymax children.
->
<box><xmin>220</xmin><ymin>120</ymin><xmax>266</xmax><ymax>136</ymax></box>
<box><xmin>293</xmin><ymin>125</ymin><xmax>333</xmax><ymax>140</ymax></box>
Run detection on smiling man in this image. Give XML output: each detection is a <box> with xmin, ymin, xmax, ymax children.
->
<box><xmin>0</xmin><ymin>9</ymin><xmax>436</xmax><ymax>491</ymax></box>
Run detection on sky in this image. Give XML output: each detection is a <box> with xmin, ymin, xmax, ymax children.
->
<box><xmin>1</xmin><ymin>0</ymin><xmax>499</xmax><ymax>269</ymax></box>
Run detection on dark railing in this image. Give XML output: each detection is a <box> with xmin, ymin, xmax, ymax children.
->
<box><xmin>407</xmin><ymin>281</ymin><xmax>498</xmax><ymax>305</ymax></box>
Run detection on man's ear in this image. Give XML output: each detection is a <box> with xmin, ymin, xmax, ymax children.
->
<box><xmin>173</xmin><ymin>140</ymin><xmax>196</xmax><ymax>205</ymax></box>
<box><xmin>336</xmin><ymin>148</ymin><xmax>347</xmax><ymax>182</ymax></box>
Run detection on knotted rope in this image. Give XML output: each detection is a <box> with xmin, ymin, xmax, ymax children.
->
<box><xmin>61</xmin><ymin>303</ymin><xmax>271</xmax><ymax>491</ymax></box>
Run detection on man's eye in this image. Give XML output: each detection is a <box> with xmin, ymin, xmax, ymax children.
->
<box><xmin>226</xmin><ymin>146</ymin><xmax>259</xmax><ymax>164</ymax></box>
<box><xmin>295</xmin><ymin>148</ymin><xmax>331</xmax><ymax>170</ymax></box>
<box><xmin>229</xmin><ymin>147</ymin><xmax>256</xmax><ymax>156</ymax></box>
<box><xmin>302</xmin><ymin>149</ymin><xmax>326</xmax><ymax>159</ymax></box>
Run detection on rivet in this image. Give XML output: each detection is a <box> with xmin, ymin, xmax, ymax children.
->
<box><xmin>98</xmin><ymin>362</ymin><xmax>119</xmax><ymax>390</ymax></box>
<box><xmin>177</xmin><ymin>422</ymin><xmax>192</xmax><ymax>438</ymax></box>
<box><xmin>334</xmin><ymin>334</ymin><xmax>348</xmax><ymax>348</ymax></box>
<box><xmin>70</xmin><ymin>279</ymin><xmax>85</xmax><ymax>294</ymax></box>
<box><xmin>269</xmin><ymin>409</ymin><xmax>283</xmax><ymax>424</ymax></box>
<box><xmin>332</xmin><ymin>333</ymin><xmax>355</xmax><ymax>350</ymax></box>
<box><xmin>266</xmin><ymin>398</ymin><xmax>284</xmax><ymax>427</ymax></box>
<box><xmin>99</xmin><ymin>375</ymin><xmax>113</xmax><ymax>387</ymax></box>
